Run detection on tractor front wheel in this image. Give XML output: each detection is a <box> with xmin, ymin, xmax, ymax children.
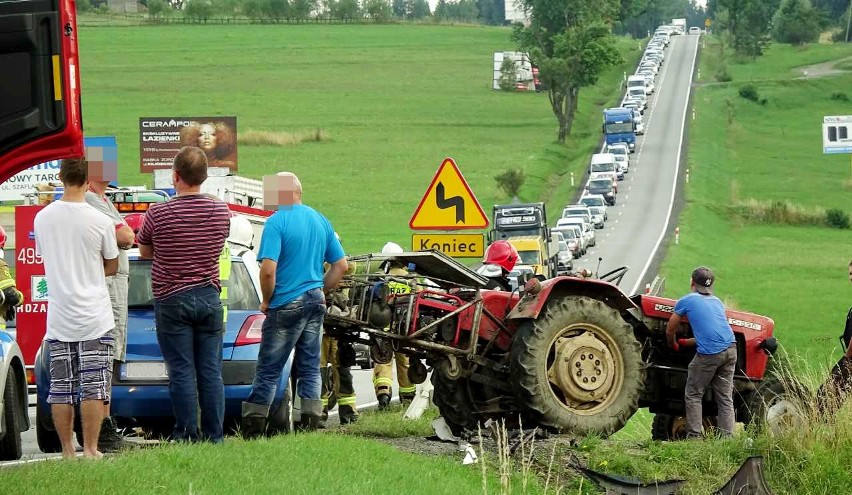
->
<box><xmin>431</xmin><ymin>372</ymin><xmax>477</xmax><ymax>437</ymax></box>
<box><xmin>651</xmin><ymin>413</ymin><xmax>717</xmax><ymax>441</ymax></box>
<box><xmin>746</xmin><ymin>378</ymin><xmax>808</xmax><ymax>435</ymax></box>
<box><xmin>510</xmin><ymin>296</ymin><xmax>645</xmax><ymax>436</ymax></box>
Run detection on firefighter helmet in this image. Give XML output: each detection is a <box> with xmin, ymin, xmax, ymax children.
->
<box><xmin>382</xmin><ymin>242</ymin><xmax>404</xmax><ymax>254</ymax></box>
<box><xmin>483</xmin><ymin>240</ymin><xmax>519</xmax><ymax>273</ymax></box>
<box><xmin>0</xmin><ymin>226</ymin><xmax>6</xmax><ymax>249</ymax></box>
<box><xmin>124</xmin><ymin>213</ymin><xmax>145</xmax><ymax>234</ymax></box>
<box><xmin>228</xmin><ymin>215</ymin><xmax>254</xmax><ymax>248</ymax></box>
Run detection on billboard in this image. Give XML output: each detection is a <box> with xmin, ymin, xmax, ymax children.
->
<box><xmin>0</xmin><ymin>136</ymin><xmax>117</xmax><ymax>203</ymax></box>
<box><xmin>139</xmin><ymin>117</ymin><xmax>238</xmax><ymax>172</ymax></box>
<box><xmin>823</xmin><ymin>115</ymin><xmax>852</xmax><ymax>154</ymax></box>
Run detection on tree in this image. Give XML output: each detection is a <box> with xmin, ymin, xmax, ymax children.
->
<box><xmin>392</xmin><ymin>0</ymin><xmax>406</xmax><ymax>17</ymax></box>
<box><xmin>476</xmin><ymin>0</ymin><xmax>504</xmax><ymax>25</ymax></box>
<box><xmin>498</xmin><ymin>57</ymin><xmax>518</xmax><ymax>91</ymax></box>
<box><xmin>290</xmin><ymin>0</ymin><xmax>316</xmax><ymax>20</ymax></box>
<box><xmin>263</xmin><ymin>0</ymin><xmax>289</xmax><ymax>21</ymax></box>
<box><xmin>494</xmin><ymin>169</ymin><xmax>525</xmax><ymax>198</ymax></box>
<box><xmin>772</xmin><ymin>0</ymin><xmax>822</xmax><ymax>44</ymax></box>
<box><xmin>513</xmin><ymin>1</ymin><xmax>622</xmax><ymax>143</ymax></box>
<box><xmin>717</xmin><ymin>0</ymin><xmax>777</xmax><ymax>57</ymax></box>
<box><xmin>184</xmin><ymin>0</ymin><xmax>214</xmax><ymax>21</ymax></box>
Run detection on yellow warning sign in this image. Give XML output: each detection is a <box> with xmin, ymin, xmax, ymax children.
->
<box><xmin>409</xmin><ymin>158</ymin><xmax>489</xmax><ymax>230</ymax></box>
<box><xmin>412</xmin><ymin>233</ymin><xmax>485</xmax><ymax>258</ymax></box>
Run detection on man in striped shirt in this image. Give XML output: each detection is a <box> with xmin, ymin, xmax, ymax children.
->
<box><xmin>136</xmin><ymin>147</ymin><xmax>231</xmax><ymax>443</ymax></box>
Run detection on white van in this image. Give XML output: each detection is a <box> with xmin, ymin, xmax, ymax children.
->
<box><xmin>590</xmin><ymin>153</ymin><xmax>622</xmax><ymax>181</ymax></box>
<box><xmin>627</xmin><ymin>75</ymin><xmax>651</xmax><ymax>95</ymax></box>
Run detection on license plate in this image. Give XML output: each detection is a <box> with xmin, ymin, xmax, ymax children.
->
<box><xmin>123</xmin><ymin>362</ymin><xmax>168</xmax><ymax>380</ymax></box>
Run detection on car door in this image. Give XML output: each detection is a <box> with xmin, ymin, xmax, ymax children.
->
<box><xmin>0</xmin><ymin>0</ymin><xmax>83</xmax><ymax>181</ymax></box>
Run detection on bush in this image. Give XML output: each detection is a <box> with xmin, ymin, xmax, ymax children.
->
<box><xmin>494</xmin><ymin>168</ymin><xmax>525</xmax><ymax>198</ymax></box>
<box><xmin>498</xmin><ymin>57</ymin><xmax>518</xmax><ymax>92</ymax></box>
<box><xmin>734</xmin><ymin>198</ymin><xmax>826</xmax><ymax>226</ymax></box>
<box><xmin>826</xmin><ymin>208</ymin><xmax>850</xmax><ymax>229</ymax></box>
<box><xmin>738</xmin><ymin>84</ymin><xmax>760</xmax><ymax>102</ymax></box>
<box><xmin>830</xmin><ymin>91</ymin><xmax>849</xmax><ymax>102</ymax></box>
<box><xmin>715</xmin><ymin>66</ymin><xmax>732</xmax><ymax>82</ymax></box>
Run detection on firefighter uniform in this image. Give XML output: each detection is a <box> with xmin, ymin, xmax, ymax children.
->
<box><xmin>373</xmin><ymin>265</ymin><xmax>417</xmax><ymax>408</ymax></box>
<box><xmin>219</xmin><ymin>242</ymin><xmax>231</xmax><ymax>324</ymax></box>
<box><xmin>0</xmin><ymin>258</ymin><xmax>22</xmax><ymax>330</ymax></box>
<box><xmin>320</xmin><ymin>336</ymin><xmax>358</xmax><ymax>425</ymax></box>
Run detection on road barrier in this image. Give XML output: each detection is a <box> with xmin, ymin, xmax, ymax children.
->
<box><xmin>675</xmin><ymin>226</ymin><xmax>680</xmax><ymax>245</ymax></box>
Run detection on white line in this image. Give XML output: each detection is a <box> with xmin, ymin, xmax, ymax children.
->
<box><xmin>629</xmin><ymin>37</ymin><xmax>699</xmax><ymax>296</ymax></box>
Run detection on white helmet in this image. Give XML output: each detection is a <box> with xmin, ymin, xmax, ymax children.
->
<box><xmin>382</xmin><ymin>242</ymin><xmax>404</xmax><ymax>254</ymax></box>
<box><xmin>228</xmin><ymin>215</ymin><xmax>254</xmax><ymax>248</ymax></box>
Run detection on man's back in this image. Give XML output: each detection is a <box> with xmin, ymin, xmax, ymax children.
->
<box><xmin>258</xmin><ymin>204</ymin><xmax>342</xmax><ymax>308</ymax></box>
<box><xmin>137</xmin><ymin>195</ymin><xmax>230</xmax><ymax>300</ymax></box>
<box><xmin>674</xmin><ymin>292</ymin><xmax>735</xmax><ymax>355</ymax></box>
<box><xmin>35</xmin><ymin>201</ymin><xmax>117</xmax><ymax>341</ymax></box>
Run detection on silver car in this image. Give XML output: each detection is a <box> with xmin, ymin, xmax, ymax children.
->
<box><xmin>0</xmin><ymin>330</ymin><xmax>29</xmax><ymax>460</ymax></box>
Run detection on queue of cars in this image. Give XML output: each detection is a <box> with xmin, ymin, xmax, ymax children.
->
<box><xmin>554</xmin><ymin>25</ymin><xmax>677</xmax><ymax>264</ymax></box>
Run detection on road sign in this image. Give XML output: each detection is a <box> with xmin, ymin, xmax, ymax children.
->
<box><xmin>823</xmin><ymin>115</ymin><xmax>852</xmax><ymax>154</ymax></box>
<box><xmin>412</xmin><ymin>233</ymin><xmax>485</xmax><ymax>258</ymax></box>
<box><xmin>409</xmin><ymin>158</ymin><xmax>489</xmax><ymax>230</ymax></box>
<box><xmin>704</xmin><ymin>18</ymin><xmax>711</xmax><ymax>28</ymax></box>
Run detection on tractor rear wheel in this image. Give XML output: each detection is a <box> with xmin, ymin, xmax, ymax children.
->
<box><xmin>651</xmin><ymin>413</ymin><xmax>717</xmax><ymax>441</ymax></box>
<box><xmin>431</xmin><ymin>372</ymin><xmax>477</xmax><ymax>437</ymax></box>
<box><xmin>510</xmin><ymin>296</ymin><xmax>645</xmax><ymax>436</ymax></box>
<box><xmin>746</xmin><ymin>378</ymin><xmax>808</xmax><ymax>435</ymax></box>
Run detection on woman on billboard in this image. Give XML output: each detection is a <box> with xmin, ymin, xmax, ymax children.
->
<box><xmin>179</xmin><ymin>121</ymin><xmax>237</xmax><ymax>170</ymax></box>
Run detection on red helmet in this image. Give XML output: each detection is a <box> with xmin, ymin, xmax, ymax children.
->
<box><xmin>0</xmin><ymin>226</ymin><xmax>6</xmax><ymax>249</ymax></box>
<box><xmin>483</xmin><ymin>240</ymin><xmax>518</xmax><ymax>273</ymax></box>
<box><xmin>124</xmin><ymin>213</ymin><xmax>145</xmax><ymax>234</ymax></box>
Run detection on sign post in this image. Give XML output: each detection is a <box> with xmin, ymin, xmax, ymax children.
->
<box><xmin>409</xmin><ymin>158</ymin><xmax>489</xmax><ymax>258</ymax></box>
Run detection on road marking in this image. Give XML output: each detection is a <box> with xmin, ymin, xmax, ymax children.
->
<box><xmin>624</xmin><ymin>195</ymin><xmax>629</xmax><ymax>201</ymax></box>
<box><xmin>630</xmin><ymin>36</ymin><xmax>699</xmax><ymax>295</ymax></box>
<box><xmin>619</xmin><ymin>211</ymin><xmax>623</xmax><ymax>216</ymax></box>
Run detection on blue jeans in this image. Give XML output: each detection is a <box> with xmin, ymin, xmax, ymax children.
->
<box><xmin>247</xmin><ymin>288</ymin><xmax>325</xmax><ymax>408</ymax></box>
<box><xmin>155</xmin><ymin>285</ymin><xmax>225</xmax><ymax>443</ymax></box>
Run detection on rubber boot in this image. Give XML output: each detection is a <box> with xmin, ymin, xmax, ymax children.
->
<box><xmin>98</xmin><ymin>417</ymin><xmax>140</xmax><ymax>453</ymax></box>
<box><xmin>318</xmin><ymin>407</ymin><xmax>329</xmax><ymax>429</ymax></box>
<box><xmin>377</xmin><ymin>393</ymin><xmax>391</xmax><ymax>411</ymax></box>
<box><xmin>400</xmin><ymin>393</ymin><xmax>416</xmax><ymax>408</ymax></box>
<box><xmin>241</xmin><ymin>401</ymin><xmax>269</xmax><ymax>440</ymax></box>
<box><xmin>339</xmin><ymin>405</ymin><xmax>359</xmax><ymax>425</ymax></box>
<box><xmin>296</xmin><ymin>399</ymin><xmax>323</xmax><ymax>433</ymax></box>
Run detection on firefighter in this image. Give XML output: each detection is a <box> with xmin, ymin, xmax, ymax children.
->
<box><xmin>320</xmin><ymin>234</ymin><xmax>359</xmax><ymax>426</ymax></box>
<box><xmin>373</xmin><ymin>242</ymin><xmax>417</xmax><ymax>410</ymax></box>
<box><xmin>227</xmin><ymin>213</ymin><xmax>256</xmax><ymax>263</ymax></box>
<box><xmin>0</xmin><ymin>226</ymin><xmax>23</xmax><ymax>330</ymax></box>
<box><xmin>477</xmin><ymin>240</ymin><xmax>520</xmax><ymax>291</ymax></box>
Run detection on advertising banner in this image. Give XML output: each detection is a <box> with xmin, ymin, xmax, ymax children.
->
<box><xmin>14</xmin><ymin>205</ymin><xmax>46</xmax><ymax>367</ymax></box>
<box><xmin>139</xmin><ymin>117</ymin><xmax>238</xmax><ymax>172</ymax></box>
<box><xmin>0</xmin><ymin>136</ymin><xmax>118</xmax><ymax>203</ymax></box>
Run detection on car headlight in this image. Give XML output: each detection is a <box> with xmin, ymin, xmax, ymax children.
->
<box><xmin>606</xmin><ymin>192</ymin><xmax>614</xmax><ymax>196</ymax></box>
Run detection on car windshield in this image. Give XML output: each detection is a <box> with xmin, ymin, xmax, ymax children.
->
<box><xmin>588</xmin><ymin>206</ymin><xmax>604</xmax><ymax>215</ymax></box>
<box><xmin>627</xmin><ymin>80</ymin><xmax>644</xmax><ymax>87</ymax></box>
<box><xmin>564</xmin><ymin>208</ymin><xmax>587</xmax><ymax>217</ymax></box>
<box><xmin>580</xmin><ymin>197</ymin><xmax>604</xmax><ymax>207</ymax></box>
<box><xmin>608</xmin><ymin>147</ymin><xmax>627</xmax><ymax>155</ymax></box>
<box><xmin>589</xmin><ymin>179</ymin><xmax>611</xmax><ymax>189</ymax></box>
<box><xmin>517</xmin><ymin>250</ymin><xmax>540</xmax><ymax>265</ymax></box>
<box><xmin>559</xmin><ymin>241</ymin><xmax>569</xmax><ymax>252</ymax></box>
<box><xmin>128</xmin><ymin>259</ymin><xmax>259</xmax><ymax>309</ymax></box>
<box><xmin>591</xmin><ymin>163</ymin><xmax>615</xmax><ymax>173</ymax></box>
<box><xmin>604</xmin><ymin>122</ymin><xmax>633</xmax><ymax>134</ymax></box>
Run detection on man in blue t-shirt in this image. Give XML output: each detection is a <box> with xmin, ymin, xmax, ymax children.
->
<box><xmin>666</xmin><ymin>266</ymin><xmax>737</xmax><ymax>438</ymax></box>
<box><xmin>241</xmin><ymin>172</ymin><xmax>349</xmax><ymax>437</ymax></box>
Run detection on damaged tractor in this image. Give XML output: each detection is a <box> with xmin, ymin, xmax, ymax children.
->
<box><xmin>323</xmin><ymin>251</ymin><xmax>800</xmax><ymax>438</ymax></box>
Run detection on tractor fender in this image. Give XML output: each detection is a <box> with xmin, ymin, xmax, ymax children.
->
<box><xmin>506</xmin><ymin>276</ymin><xmax>638</xmax><ymax>321</ymax></box>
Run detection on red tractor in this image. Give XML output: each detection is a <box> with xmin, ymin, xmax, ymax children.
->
<box><xmin>324</xmin><ymin>251</ymin><xmax>793</xmax><ymax>439</ymax></box>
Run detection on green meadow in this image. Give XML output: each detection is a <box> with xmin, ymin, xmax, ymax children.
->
<box><xmin>76</xmin><ymin>23</ymin><xmax>642</xmax><ymax>254</ymax></box>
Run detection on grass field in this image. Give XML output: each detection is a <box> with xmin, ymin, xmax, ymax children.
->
<box><xmin>662</xmin><ymin>37</ymin><xmax>852</xmax><ymax>365</ymax></box>
<box><xmin>76</xmin><ymin>23</ymin><xmax>643</xmax><ymax>255</ymax></box>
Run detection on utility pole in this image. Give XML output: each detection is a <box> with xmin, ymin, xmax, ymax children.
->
<box><xmin>847</xmin><ymin>0</ymin><xmax>852</xmax><ymax>43</ymax></box>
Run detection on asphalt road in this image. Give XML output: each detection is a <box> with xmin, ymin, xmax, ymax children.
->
<box><xmin>572</xmin><ymin>34</ymin><xmax>700</xmax><ymax>295</ymax></box>
<box><xmin>7</xmin><ymin>35</ymin><xmax>699</xmax><ymax>465</ymax></box>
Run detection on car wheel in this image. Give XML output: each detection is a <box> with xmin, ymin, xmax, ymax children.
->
<box><xmin>0</xmin><ymin>368</ymin><xmax>24</xmax><ymax>460</ymax></box>
<box><xmin>36</xmin><ymin>401</ymin><xmax>63</xmax><ymax>454</ymax></box>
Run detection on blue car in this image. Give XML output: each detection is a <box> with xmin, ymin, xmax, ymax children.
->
<box><xmin>35</xmin><ymin>249</ymin><xmax>293</xmax><ymax>451</ymax></box>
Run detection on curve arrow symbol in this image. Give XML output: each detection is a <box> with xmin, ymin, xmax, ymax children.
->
<box><xmin>435</xmin><ymin>182</ymin><xmax>465</xmax><ymax>224</ymax></box>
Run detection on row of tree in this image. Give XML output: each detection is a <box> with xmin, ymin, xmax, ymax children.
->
<box><xmin>141</xmin><ymin>0</ymin><xmax>507</xmax><ymax>24</ymax></box>
<box><xmin>709</xmin><ymin>0</ymin><xmax>852</xmax><ymax>56</ymax></box>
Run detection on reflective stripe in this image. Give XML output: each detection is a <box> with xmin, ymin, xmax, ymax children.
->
<box><xmin>0</xmin><ymin>279</ymin><xmax>14</xmax><ymax>290</ymax></box>
<box><xmin>373</xmin><ymin>377</ymin><xmax>393</xmax><ymax>387</ymax></box>
<box><xmin>337</xmin><ymin>395</ymin><xmax>357</xmax><ymax>406</ymax></box>
<box><xmin>387</xmin><ymin>281</ymin><xmax>411</xmax><ymax>295</ymax></box>
<box><xmin>398</xmin><ymin>385</ymin><xmax>417</xmax><ymax>393</ymax></box>
<box><xmin>219</xmin><ymin>244</ymin><xmax>231</xmax><ymax>323</ymax></box>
